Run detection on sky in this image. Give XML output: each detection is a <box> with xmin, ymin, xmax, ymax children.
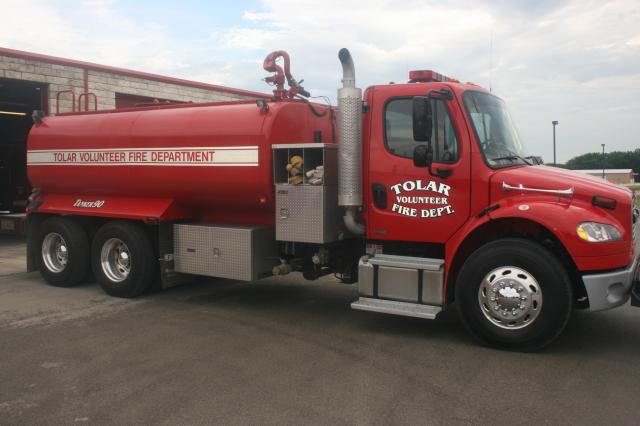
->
<box><xmin>1</xmin><ymin>0</ymin><xmax>639</xmax><ymax>163</ymax></box>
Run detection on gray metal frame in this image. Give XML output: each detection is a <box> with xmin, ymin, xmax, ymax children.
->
<box><xmin>275</xmin><ymin>184</ymin><xmax>343</xmax><ymax>243</ymax></box>
<box><xmin>351</xmin><ymin>298</ymin><xmax>441</xmax><ymax>319</ymax></box>
<box><xmin>357</xmin><ymin>254</ymin><xmax>444</xmax><ymax>305</ymax></box>
<box><xmin>273</xmin><ymin>143</ymin><xmax>343</xmax><ymax>244</ymax></box>
<box><xmin>272</xmin><ymin>143</ymin><xmax>337</xmax><ymax>186</ymax></box>
<box><xmin>173</xmin><ymin>224</ymin><xmax>278</xmax><ymax>281</ymax></box>
<box><xmin>582</xmin><ymin>225</ymin><xmax>640</xmax><ymax>311</ymax></box>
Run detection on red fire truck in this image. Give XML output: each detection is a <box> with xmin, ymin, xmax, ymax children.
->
<box><xmin>25</xmin><ymin>49</ymin><xmax>640</xmax><ymax>350</ymax></box>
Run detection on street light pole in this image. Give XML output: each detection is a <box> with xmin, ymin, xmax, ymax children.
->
<box><xmin>552</xmin><ymin>121</ymin><xmax>559</xmax><ymax>166</ymax></box>
<box><xmin>601</xmin><ymin>144</ymin><xmax>606</xmax><ymax>180</ymax></box>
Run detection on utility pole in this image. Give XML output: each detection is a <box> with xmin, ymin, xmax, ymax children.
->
<box><xmin>601</xmin><ymin>144</ymin><xmax>606</xmax><ymax>180</ymax></box>
<box><xmin>552</xmin><ymin>121</ymin><xmax>558</xmax><ymax>166</ymax></box>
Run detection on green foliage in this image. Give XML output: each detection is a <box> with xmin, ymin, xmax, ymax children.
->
<box><xmin>565</xmin><ymin>149</ymin><xmax>640</xmax><ymax>174</ymax></box>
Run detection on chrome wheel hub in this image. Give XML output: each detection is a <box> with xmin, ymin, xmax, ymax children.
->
<box><xmin>478</xmin><ymin>266</ymin><xmax>543</xmax><ymax>330</ymax></box>
<box><xmin>101</xmin><ymin>238</ymin><xmax>131</xmax><ymax>283</ymax></box>
<box><xmin>42</xmin><ymin>233</ymin><xmax>68</xmax><ymax>273</ymax></box>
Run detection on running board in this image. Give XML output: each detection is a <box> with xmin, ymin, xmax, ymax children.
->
<box><xmin>351</xmin><ymin>297</ymin><xmax>442</xmax><ymax>320</ymax></box>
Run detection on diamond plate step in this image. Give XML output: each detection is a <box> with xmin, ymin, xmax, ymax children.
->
<box><xmin>351</xmin><ymin>297</ymin><xmax>441</xmax><ymax>319</ymax></box>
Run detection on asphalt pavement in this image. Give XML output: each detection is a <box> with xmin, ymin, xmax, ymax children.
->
<box><xmin>1</xmin><ymin>236</ymin><xmax>639</xmax><ymax>425</ymax></box>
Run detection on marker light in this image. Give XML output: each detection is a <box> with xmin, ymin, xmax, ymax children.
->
<box><xmin>592</xmin><ymin>195</ymin><xmax>617</xmax><ymax>210</ymax></box>
<box><xmin>577</xmin><ymin>222</ymin><xmax>622</xmax><ymax>242</ymax></box>
<box><xmin>409</xmin><ymin>70</ymin><xmax>456</xmax><ymax>83</ymax></box>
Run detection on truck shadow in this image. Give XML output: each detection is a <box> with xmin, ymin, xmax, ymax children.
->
<box><xmin>550</xmin><ymin>308</ymin><xmax>640</xmax><ymax>355</ymax></box>
<box><xmin>159</xmin><ymin>276</ymin><xmax>466</xmax><ymax>336</ymax></box>
<box><xmin>155</xmin><ymin>276</ymin><xmax>640</xmax><ymax>354</ymax></box>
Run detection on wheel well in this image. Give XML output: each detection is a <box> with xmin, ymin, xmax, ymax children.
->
<box><xmin>446</xmin><ymin>218</ymin><xmax>587</xmax><ymax>308</ymax></box>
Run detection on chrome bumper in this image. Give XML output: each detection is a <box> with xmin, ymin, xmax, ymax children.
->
<box><xmin>583</xmin><ymin>217</ymin><xmax>640</xmax><ymax>311</ymax></box>
<box><xmin>582</xmin><ymin>253</ymin><xmax>640</xmax><ymax>312</ymax></box>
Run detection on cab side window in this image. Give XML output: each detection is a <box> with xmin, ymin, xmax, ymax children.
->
<box><xmin>385</xmin><ymin>97</ymin><xmax>458</xmax><ymax>163</ymax></box>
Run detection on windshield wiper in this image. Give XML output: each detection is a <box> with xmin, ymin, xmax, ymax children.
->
<box><xmin>525</xmin><ymin>156</ymin><xmax>543</xmax><ymax>165</ymax></box>
<box><xmin>490</xmin><ymin>155</ymin><xmax>532</xmax><ymax>165</ymax></box>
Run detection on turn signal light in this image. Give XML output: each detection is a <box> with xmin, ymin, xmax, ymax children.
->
<box><xmin>577</xmin><ymin>222</ymin><xmax>622</xmax><ymax>242</ymax></box>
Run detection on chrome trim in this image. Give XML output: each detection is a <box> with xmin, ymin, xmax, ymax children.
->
<box><xmin>42</xmin><ymin>232</ymin><xmax>68</xmax><ymax>273</ymax></box>
<box><xmin>478</xmin><ymin>265</ymin><xmax>543</xmax><ymax>330</ymax></box>
<box><xmin>582</xmin><ymin>254</ymin><xmax>638</xmax><ymax>311</ymax></box>
<box><xmin>502</xmin><ymin>181</ymin><xmax>574</xmax><ymax>196</ymax></box>
<box><xmin>100</xmin><ymin>238</ymin><xmax>131</xmax><ymax>283</ymax></box>
<box><xmin>351</xmin><ymin>297</ymin><xmax>441</xmax><ymax>320</ymax></box>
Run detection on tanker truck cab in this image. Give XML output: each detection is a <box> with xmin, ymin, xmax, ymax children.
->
<box><xmin>25</xmin><ymin>48</ymin><xmax>640</xmax><ymax>351</ymax></box>
<box><xmin>353</xmin><ymin>64</ymin><xmax>639</xmax><ymax>350</ymax></box>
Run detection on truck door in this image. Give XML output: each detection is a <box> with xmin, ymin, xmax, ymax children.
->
<box><xmin>366</xmin><ymin>86</ymin><xmax>471</xmax><ymax>243</ymax></box>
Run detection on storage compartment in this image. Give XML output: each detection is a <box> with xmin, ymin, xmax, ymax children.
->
<box><xmin>276</xmin><ymin>184</ymin><xmax>342</xmax><ymax>243</ymax></box>
<box><xmin>173</xmin><ymin>224</ymin><xmax>278</xmax><ymax>281</ymax></box>
<box><xmin>357</xmin><ymin>255</ymin><xmax>444</xmax><ymax>305</ymax></box>
<box><xmin>272</xmin><ymin>143</ymin><xmax>337</xmax><ymax>186</ymax></box>
<box><xmin>273</xmin><ymin>143</ymin><xmax>342</xmax><ymax>243</ymax></box>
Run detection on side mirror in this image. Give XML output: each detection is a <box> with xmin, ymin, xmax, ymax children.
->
<box><xmin>413</xmin><ymin>144</ymin><xmax>433</xmax><ymax>168</ymax></box>
<box><xmin>412</xmin><ymin>96</ymin><xmax>432</xmax><ymax>142</ymax></box>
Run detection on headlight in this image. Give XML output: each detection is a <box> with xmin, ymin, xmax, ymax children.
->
<box><xmin>576</xmin><ymin>222</ymin><xmax>622</xmax><ymax>242</ymax></box>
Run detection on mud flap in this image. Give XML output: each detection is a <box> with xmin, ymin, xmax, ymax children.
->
<box><xmin>631</xmin><ymin>280</ymin><xmax>640</xmax><ymax>307</ymax></box>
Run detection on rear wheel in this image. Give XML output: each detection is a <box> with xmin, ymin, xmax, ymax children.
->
<box><xmin>455</xmin><ymin>238</ymin><xmax>573</xmax><ymax>351</ymax></box>
<box><xmin>92</xmin><ymin>221</ymin><xmax>156</xmax><ymax>298</ymax></box>
<box><xmin>37</xmin><ymin>217</ymin><xmax>90</xmax><ymax>287</ymax></box>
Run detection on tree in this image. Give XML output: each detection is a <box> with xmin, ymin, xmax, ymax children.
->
<box><xmin>565</xmin><ymin>149</ymin><xmax>640</xmax><ymax>176</ymax></box>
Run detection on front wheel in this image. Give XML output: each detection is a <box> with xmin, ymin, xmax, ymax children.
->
<box><xmin>455</xmin><ymin>238</ymin><xmax>573</xmax><ymax>351</ymax></box>
<box><xmin>92</xmin><ymin>221</ymin><xmax>156</xmax><ymax>298</ymax></box>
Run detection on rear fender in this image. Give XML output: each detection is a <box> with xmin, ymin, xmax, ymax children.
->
<box><xmin>30</xmin><ymin>194</ymin><xmax>194</xmax><ymax>223</ymax></box>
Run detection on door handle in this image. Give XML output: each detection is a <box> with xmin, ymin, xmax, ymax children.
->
<box><xmin>436</xmin><ymin>168</ymin><xmax>453</xmax><ymax>179</ymax></box>
<box><xmin>372</xmin><ymin>183</ymin><xmax>387</xmax><ymax>209</ymax></box>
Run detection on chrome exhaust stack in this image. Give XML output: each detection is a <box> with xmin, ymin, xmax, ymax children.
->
<box><xmin>338</xmin><ymin>48</ymin><xmax>365</xmax><ymax>235</ymax></box>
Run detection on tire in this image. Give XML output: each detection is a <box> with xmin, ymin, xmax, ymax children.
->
<box><xmin>37</xmin><ymin>217</ymin><xmax>90</xmax><ymax>287</ymax></box>
<box><xmin>455</xmin><ymin>238</ymin><xmax>573</xmax><ymax>351</ymax></box>
<box><xmin>91</xmin><ymin>221</ymin><xmax>156</xmax><ymax>298</ymax></box>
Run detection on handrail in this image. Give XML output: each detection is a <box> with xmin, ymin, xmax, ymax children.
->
<box><xmin>78</xmin><ymin>92</ymin><xmax>98</xmax><ymax>112</ymax></box>
<box><xmin>55</xmin><ymin>90</ymin><xmax>75</xmax><ymax>114</ymax></box>
<box><xmin>502</xmin><ymin>181</ymin><xmax>574</xmax><ymax>197</ymax></box>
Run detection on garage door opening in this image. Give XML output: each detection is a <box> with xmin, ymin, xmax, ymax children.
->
<box><xmin>0</xmin><ymin>78</ymin><xmax>47</xmax><ymax>214</ymax></box>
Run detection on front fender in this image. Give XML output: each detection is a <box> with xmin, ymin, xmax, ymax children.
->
<box><xmin>488</xmin><ymin>198</ymin><xmax>630</xmax><ymax>270</ymax></box>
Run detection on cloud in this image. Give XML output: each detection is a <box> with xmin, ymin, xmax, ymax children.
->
<box><xmin>0</xmin><ymin>0</ymin><xmax>638</xmax><ymax>161</ymax></box>
<box><xmin>222</xmin><ymin>0</ymin><xmax>640</xmax><ymax>162</ymax></box>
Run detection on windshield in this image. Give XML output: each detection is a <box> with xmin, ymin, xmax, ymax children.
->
<box><xmin>463</xmin><ymin>91</ymin><xmax>529</xmax><ymax>168</ymax></box>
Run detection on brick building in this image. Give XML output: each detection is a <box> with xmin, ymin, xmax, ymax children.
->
<box><xmin>0</xmin><ymin>47</ymin><xmax>265</xmax><ymax>223</ymax></box>
<box><xmin>0</xmin><ymin>47</ymin><xmax>264</xmax><ymax>114</ymax></box>
<box><xmin>574</xmin><ymin>169</ymin><xmax>637</xmax><ymax>185</ymax></box>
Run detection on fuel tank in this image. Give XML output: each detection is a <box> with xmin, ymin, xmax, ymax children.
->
<box><xmin>27</xmin><ymin>99</ymin><xmax>334</xmax><ymax>225</ymax></box>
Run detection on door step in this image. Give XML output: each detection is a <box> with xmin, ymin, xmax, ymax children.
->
<box><xmin>351</xmin><ymin>297</ymin><xmax>442</xmax><ymax>320</ymax></box>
